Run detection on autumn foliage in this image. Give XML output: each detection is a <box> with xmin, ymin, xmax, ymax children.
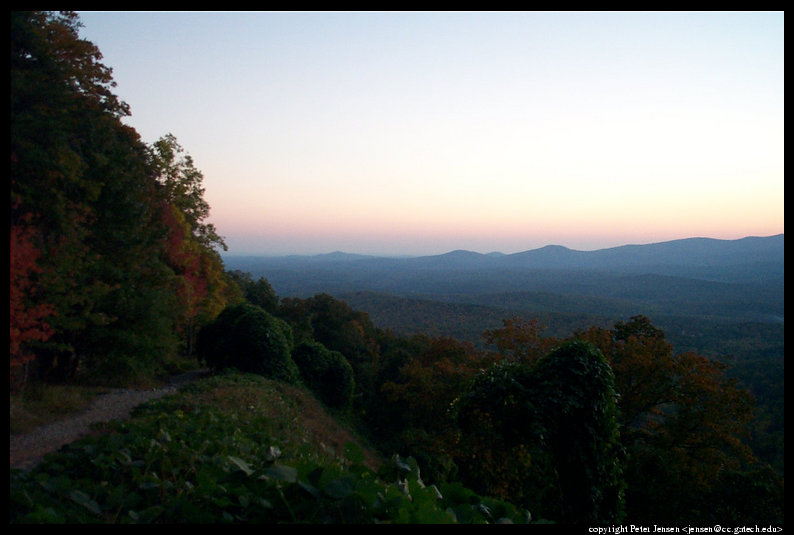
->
<box><xmin>10</xmin><ymin>218</ymin><xmax>55</xmax><ymax>388</ymax></box>
<box><xmin>11</xmin><ymin>11</ymin><xmax>232</xmax><ymax>386</ymax></box>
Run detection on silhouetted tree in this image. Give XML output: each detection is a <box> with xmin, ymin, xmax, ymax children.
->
<box><xmin>454</xmin><ymin>340</ymin><xmax>624</xmax><ymax>523</ymax></box>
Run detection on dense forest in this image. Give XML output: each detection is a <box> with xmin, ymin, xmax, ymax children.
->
<box><xmin>10</xmin><ymin>12</ymin><xmax>783</xmax><ymax>525</ymax></box>
<box><xmin>11</xmin><ymin>11</ymin><xmax>236</xmax><ymax>388</ymax></box>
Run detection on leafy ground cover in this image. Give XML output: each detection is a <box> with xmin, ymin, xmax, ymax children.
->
<box><xmin>10</xmin><ymin>371</ymin><xmax>535</xmax><ymax>524</ymax></box>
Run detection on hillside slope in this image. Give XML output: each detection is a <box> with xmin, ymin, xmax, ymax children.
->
<box><xmin>10</xmin><ymin>372</ymin><xmax>534</xmax><ymax>524</ymax></box>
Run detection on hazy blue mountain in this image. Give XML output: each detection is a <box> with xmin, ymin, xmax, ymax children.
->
<box><xmin>500</xmin><ymin>235</ymin><xmax>783</xmax><ymax>274</ymax></box>
<box><xmin>224</xmin><ymin>233</ymin><xmax>782</xmax><ymax>281</ymax></box>
<box><xmin>222</xmin><ymin>234</ymin><xmax>783</xmax><ymax>324</ymax></box>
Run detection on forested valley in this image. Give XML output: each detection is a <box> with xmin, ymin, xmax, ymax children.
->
<box><xmin>11</xmin><ymin>11</ymin><xmax>783</xmax><ymax>525</ymax></box>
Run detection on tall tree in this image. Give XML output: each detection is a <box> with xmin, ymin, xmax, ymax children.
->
<box><xmin>148</xmin><ymin>134</ymin><xmax>226</xmax><ymax>251</ymax></box>
<box><xmin>453</xmin><ymin>340</ymin><xmax>625</xmax><ymax>523</ymax></box>
<box><xmin>10</xmin><ymin>213</ymin><xmax>55</xmax><ymax>390</ymax></box>
<box><xmin>11</xmin><ymin>10</ymin><xmax>141</xmax><ymax>381</ymax></box>
<box><xmin>149</xmin><ymin>134</ymin><xmax>233</xmax><ymax>358</ymax></box>
<box><xmin>10</xmin><ymin>11</ymin><xmax>231</xmax><ymax>384</ymax></box>
<box><xmin>575</xmin><ymin>316</ymin><xmax>758</xmax><ymax>523</ymax></box>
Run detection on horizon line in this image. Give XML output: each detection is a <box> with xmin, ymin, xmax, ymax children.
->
<box><xmin>220</xmin><ymin>232</ymin><xmax>784</xmax><ymax>259</ymax></box>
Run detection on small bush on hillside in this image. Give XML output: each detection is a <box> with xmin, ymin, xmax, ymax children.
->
<box><xmin>197</xmin><ymin>303</ymin><xmax>298</xmax><ymax>383</ymax></box>
<box><xmin>292</xmin><ymin>341</ymin><xmax>355</xmax><ymax>410</ymax></box>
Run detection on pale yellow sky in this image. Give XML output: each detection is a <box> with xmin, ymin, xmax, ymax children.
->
<box><xmin>77</xmin><ymin>11</ymin><xmax>784</xmax><ymax>255</ymax></box>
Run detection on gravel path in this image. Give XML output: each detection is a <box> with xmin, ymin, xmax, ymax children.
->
<box><xmin>9</xmin><ymin>369</ymin><xmax>211</xmax><ymax>472</ymax></box>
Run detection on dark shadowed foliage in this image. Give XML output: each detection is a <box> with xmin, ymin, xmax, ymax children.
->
<box><xmin>291</xmin><ymin>340</ymin><xmax>355</xmax><ymax>411</ymax></box>
<box><xmin>197</xmin><ymin>303</ymin><xmax>298</xmax><ymax>384</ymax></box>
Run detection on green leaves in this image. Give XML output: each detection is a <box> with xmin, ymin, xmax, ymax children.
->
<box><xmin>227</xmin><ymin>456</ymin><xmax>254</xmax><ymax>477</ymax></box>
<box><xmin>10</xmin><ymin>372</ymin><xmax>533</xmax><ymax>524</ymax></box>
<box><xmin>197</xmin><ymin>303</ymin><xmax>299</xmax><ymax>384</ymax></box>
<box><xmin>11</xmin><ymin>12</ymin><xmax>233</xmax><ymax>386</ymax></box>
<box><xmin>264</xmin><ymin>464</ymin><xmax>298</xmax><ymax>484</ymax></box>
<box><xmin>454</xmin><ymin>340</ymin><xmax>624</xmax><ymax>524</ymax></box>
<box><xmin>68</xmin><ymin>489</ymin><xmax>102</xmax><ymax>516</ymax></box>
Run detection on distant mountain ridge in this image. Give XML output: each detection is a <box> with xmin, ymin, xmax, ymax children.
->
<box><xmin>223</xmin><ymin>233</ymin><xmax>783</xmax><ymax>327</ymax></box>
<box><xmin>501</xmin><ymin>234</ymin><xmax>784</xmax><ymax>270</ymax></box>
<box><xmin>225</xmin><ymin>234</ymin><xmax>783</xmax><ymax>279</ymax></box>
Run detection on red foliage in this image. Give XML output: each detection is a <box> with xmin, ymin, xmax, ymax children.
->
<box><xmin>161</xmin><ymin>203</ymin><xmax>205</xmax><ymax>315</ymax></box>
<box><xmin>10</xmin><ymin>221</ymin><xmax>56</xmax><ymax>386</ymax></box>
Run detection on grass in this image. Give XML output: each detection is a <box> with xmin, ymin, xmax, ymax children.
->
<box><xmin>9</xmin><ymin>383</ymin><xmax>114</xmax><ymax>434</ymax></box>
<box><xmin>9</xmin><ymin>358</ymin><xmax>201</xmax><ymax>435</ymax></box>
<box><xmin>145</xmin><ymin>371</ymin><xmax>384</xmax><ymax>471</ymax></box>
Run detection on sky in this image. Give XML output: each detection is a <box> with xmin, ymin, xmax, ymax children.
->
<box><xmin>75</xmin><ymin>11</ymin><xmax>784</xmax><ymax>257</ymax></box>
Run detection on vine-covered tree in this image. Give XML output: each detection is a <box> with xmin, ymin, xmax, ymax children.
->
<box><xmin>575</xmin><ymin>315</ymin><xmax>761</xmax><ymax>523</ymax></box>
<box><xmin>453</xmin><ymin>340</ymin><xmax>624</xmax><ymax>523</ymax></box>
<box><xmin>292</xmin><ymin>340</ymin><xmax>355</xmax><ymax>410</ymax></box>
<box><xmin>278</xmin><ymin>294</ymin><xmax>381</xmax><ymax>408</ymax></box>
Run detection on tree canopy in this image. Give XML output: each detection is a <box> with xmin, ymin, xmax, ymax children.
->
<box><xmin>10</xmin><ymin>11</ymin><xmax>232</xmax><ymax>387</ymax></box>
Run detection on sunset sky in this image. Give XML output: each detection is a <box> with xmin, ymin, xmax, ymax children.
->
<box><xmin>76</xmin><ymin>11</ymin><xmax>784</xmax><ymax>256</ymax></box>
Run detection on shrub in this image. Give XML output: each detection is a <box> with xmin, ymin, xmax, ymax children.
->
<box><xmin>454</xmin><ymin>340</ymin><xmax>624</xmax><ymax>524</ymax></box>
<box><xmin>292</xmin><ymin>340</ymin><xmax>355</xmax><ymax>410</ymax></box>
<box><xmin>197</xmin><ymin>303</ymin><xmax>298</xmax><ymax>383</ymax></box>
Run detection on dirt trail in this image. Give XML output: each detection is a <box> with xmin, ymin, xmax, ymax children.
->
<box><xmin>10</xmin><ymin>369</ymin><xmax>211</xmax><ymax>471</ymax></box>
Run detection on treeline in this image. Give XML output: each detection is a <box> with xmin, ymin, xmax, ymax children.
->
<box><xmin>11</xmin><ymin>11</ymin><xmax>238</xmax><ymax>387</ymax></box>
<box><xmin>339</xmin><ymin>291</ymin><xmax>785</xmax><ymax>474</ymax></box>
<box><xmin>10</xmin><ymin>12</ymin><xmax>783</xmax><ymax>524</ymax></box>
<box><xmin>197</xmin><ymin>279</ymin><xmax>783</xmax><ymax>524</ymax></box>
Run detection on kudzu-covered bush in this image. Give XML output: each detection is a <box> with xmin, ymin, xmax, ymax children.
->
<box><xmin>197</xmin><ymin>303</ymin><xmax>298</xmax><ymax>384</ymax></box>
<box><xmin>291</xmin><ymin>340</ymin><xmax>355</xmax><ymax>410</ymax></box>
<box><xmin>453</xmin><ymin>340</ymin><xmax>624</xmax><ymax>524</ymax></box>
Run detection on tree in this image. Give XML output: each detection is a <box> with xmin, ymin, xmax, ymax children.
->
<box><xmin>10</xmin><ymin>216</ymin><xmax>55</xmax><ymax>390</ymax></box>
<box><xmin>453</xmin><ymin>340</ymin><xmax>624</xmax><ymax>524</ymax></box>
<box><xmin>227</xmin><ymin>271</ymin><xmax>279</xmax><ymax>314</ymax></box>
<box><xmin>148</xmin><ymin>133</ymin><xmax>226</xmax><ymax>252</ymax></box>
<box><xmin>198</xmin><ymin>303</ymin><xmax>298</xmax><ymax>384</ymax></box>
<box><xmin>292</xmin><ymin>340</ymin><xmax>355</xmax><ymax>410</ymax></box>
<box><xmin>575</xmin><ymin>316</ymin><xmax>759</xmax><ymax>523</ymax></box>
<box><xmin>11</xmin><ymin>10</ymin><xmax>134</xmax><ymax>381</ymax></box>
<box><xmin>11</xmin><ymin>11</ymin><xmax>231</xmax><ymax>385</ymax></box>
<box><xmin>382</xmin><ymin>337</ymin><xmax>492</xmax><ymax>433</ymax></box>
<box><xmin>483</xmin><ymin>316</ymin><xmax>558</xmax><ymax>363</ymax></box>
<box><xmin>160</xmin><ymin>201</ymin><xmax>234</xmax><ymax>358</ymax></box>
<box><xmin>379</xmin><ymin>336</ymin><xmax>498</xmax><ymax>484</ymax></box>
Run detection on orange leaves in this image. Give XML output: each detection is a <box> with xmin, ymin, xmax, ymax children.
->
<box><xmin>576</xmin><ymin>315</ymin><xmax>757</xmax><ymax>517</ymax></box>
<box><xmin>382</xmin><ymin>337</ymin><xmax>497</xmax><ymax>436</ymax></box>
<box><xmin>483</xmin><ymin>317</ymin><xmax>558</xmax><ymax>364</ymax></box>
